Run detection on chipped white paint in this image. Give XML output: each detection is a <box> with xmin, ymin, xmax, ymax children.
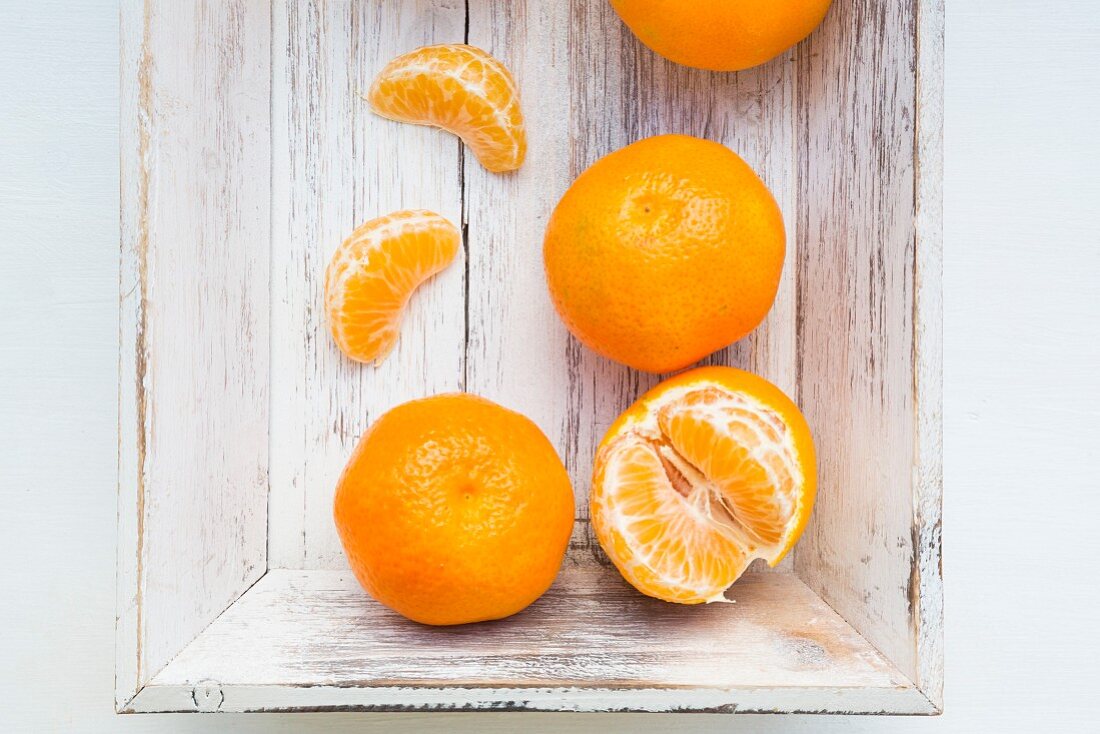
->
<box><xmin>117</xmin><ymin>0</ymin><xmax>943</xmax><ymax>716</ymax></box>
<box><xmin>462</xmin><ymin>0</ymin><xmax>577</xmax><ymax>516</ymax></box>
<box><xmin>267</xmin><ymin>0</ymin><xmax>466</xmax><ymax>569</ymax></box>
<box><xmin>125</xmin><ymin>683</ymin><xmax>936</xmax><ymax>716</ymax></box>
<box><xmin>116</xmin><ymin>0</ymin><xmax>270</xmax><ymax>709</ymax></box>
<box><xmin>116</xmin><ymin>0</ymin><xmax>144</xmax><ymax>707</ymax></box>
<box><xmin>791</xmin><ymin>0</ymin><xmax>942</xmax><ymax>708</ymax></box>
<box><xmin>912</xmin><ymin>0</ymin><xmax>946</xmax><ymax>710</ymax></box>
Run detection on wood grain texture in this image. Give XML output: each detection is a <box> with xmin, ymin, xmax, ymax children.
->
<box><xmin>791</xmin><ymin>0</ymin><xmax>934</xmax><ymax>699</ymax></box>
<box><xmin>270</xmin><ymin>0</ymin><xmax>804</xmax><ymax>572</ymax></box>
<box><xmin>912</xmin><ymin>0</ymin><xmax>945</xmax><ymax>709</ymax></box>
<box><xmin>130</xmin><ymin>566</ymin><xmax>933</xmax><ymax>714</ymax></box>
<box><xmin>267</xmin><ymin>0</ymin><xmax>466</xmax><ymax>569</ymax></box>
<box><xmin>116</xmin><ymin>0</ymin><xmax>145</xmax><ymax>706</ymax></box>
<box><xmin>553</xmin><ymin>0</ymin><xmax>801</xmax><ymax>570</ymax></box>
<box><xmin>116</xmin><ymin>0</ymin><xmax>270</xmax><ymax>707</ymax></box>
<box><xmin>461</xmin><ymin>2</ymin><xmax>576</xmax><ymax>516</ymax></box>
<box><xmin>125</xmin><ymin>681</ymin><xmax>935</xmax><ymax>716</ymax></box>
<box><xmin>117</xmin><ymin>0</ymin><xmax>944</xmax><ymax>715</ymax></box>
<box><xmin>130</xmin><ymin>682</ymin><xmax>937</xmax><ymax>717</ymax></box>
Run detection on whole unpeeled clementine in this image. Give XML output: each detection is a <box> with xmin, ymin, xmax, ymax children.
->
<box><xmin>611</xmin><ymin>0</ymin><xmax>832</xmax><ymax>72</ymax></box>
<box><xmin>543</xmin><ymin>134</ymin><xmax>785</xmax><ymax>374</ymax></box>
<box><xmin>333</xmin><ymin>394</ymin><xmax>574</xmax><ymax>626</ymax></box>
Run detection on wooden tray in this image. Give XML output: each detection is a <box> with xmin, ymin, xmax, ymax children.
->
<box><xmin>116</xmin><ymin>0</ymin><xmax>943</xmax><ymax>715</ymax></box>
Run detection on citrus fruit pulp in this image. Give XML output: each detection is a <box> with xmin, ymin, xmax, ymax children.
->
<box><xmin>367</xmin><ymin>43</ymin><xmax>526</xmax><ymax>173</ymax></box>
<box><xmin>590</xmin><ymin>366</ymin><xmax>816</xmax><ymax>604</ymax></box>
<box><xmin>324</xmin><ymin>209</ymin><xmax>460</xmax><ymax>366</ymax></box>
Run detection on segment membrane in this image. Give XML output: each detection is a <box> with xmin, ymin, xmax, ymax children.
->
<box><xmin>593</xmin><ymin>384</ymin><xmax>806</xmax><ymax>603</ymax></box>
<box><xmin>657</xmin><ymin>389</ymin><xmax>800</xmax><ymax>551</ymax></box>
<box><xmin>595</xmin><ymin>435</ymin><xmax>748</xmax><ymax>604</ymax></box>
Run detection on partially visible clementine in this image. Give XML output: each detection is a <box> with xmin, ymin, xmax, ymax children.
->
<box><xmin>543</xmin><ymin>134</ymin><xmax>785</xmax><ymax>374</ymax></box>
<box><xmin>610</xmin><ymin>0</ymin><xmax>832</xmax><ymax>72</ymax></box>
<box><xmin>333</xmin><ymin>394</ymin><xmax>574</xmax><ymax>626</ymax></box>
<box><xmin>591</xmin><ymin>366</ymin><xmax>816</xmax><ymax>604</ymax></box>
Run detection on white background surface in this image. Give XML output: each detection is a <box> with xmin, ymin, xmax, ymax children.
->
<box><xmin>2</xmin><ymin>0</ymin><xmax>1098</xmax><ymax>730</ymax></box>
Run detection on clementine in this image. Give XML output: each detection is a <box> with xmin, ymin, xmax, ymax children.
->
<box><xmin>611</xmin><ymin>0</ymin><xmax>832</xmax><ymax>72</ymax></box>
<box><xmin>543</xmin><ymin>134</ymin><xmax>785</xmax><ymax>373</ymax></box>
<box><xmin>333</xmin><ymin>394</ymin><xmax>575</xmax><ymax>625</ymax></box>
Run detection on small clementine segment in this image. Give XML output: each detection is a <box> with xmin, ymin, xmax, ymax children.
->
<box><xmin>367</xmin><ymin>44</ymin><xmax>526</xmax><ymax>172</ymax></box>
<box><xmin>324</xmin><ymin>210</ymin><xmax>460</xmax><ymax>365</ymax></box>
<box><xmin>611</xmin><ymin>0</ymin><xmax>832</xmax><ymax>72</ymax></box>
<box><xmin>590</xmin><ymin>366</ymin><xmax>815</xmax><ymax>604</ymax></box>
<box><xmin>334</xmin><ymin>394</ymin><xmax>575</xmax><ymax>626</ymax></box>
<box><xmin>544</xmin><ymin>134</ymin><xmax>785</xmax><ymax>373</ymax></box>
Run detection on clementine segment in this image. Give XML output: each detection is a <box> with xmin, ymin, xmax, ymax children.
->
<box><xmin>590</xmin><ymin>366</ymin><xmax>816</xmax><ymax>604</ymax></box>
<box><xmin>324</xmin><ymin>210</ymin><xmax>460</xmax><ymax>366</ymax></box>
<box><xmin>543</xmin><ymin>134</ymin><xmax>785</xmax><ymax>373</ymax></box>
<box><xmin>611</xmin><ymin>0</ymin><xmax>832</xmax><ymax>72</ymax></box>
<box><xmin>367</xmin><ymin>44</ymin><xmax>526</xmax><ymax>173</ymax></box>
<box><xmin>334</xmin><ymin>394</ymin><xmax>575</xmax><ymax>626</ymax></box>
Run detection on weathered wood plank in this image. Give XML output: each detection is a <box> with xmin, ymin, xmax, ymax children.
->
<box><xmin>565</xmin><ymin>1</ymin><xmax>800</xmax><ymax>570</ymax></box>
<box><xmin>792</xmin><ymin>0</ymin><xmax>923</xmax><ymax>686</ymax></box>
<box><xmin>117</xmin><ymin>0</ymin><xmax>270</xmax><ymax>706</ymax></box>
<box><xmin>267</xmin><ymin>0</ymin><xmax>466</xmax><ymax>569</ymax></box>
<box><xmin>913</xmin><ymin>0</ymin><xmax>945</xmax><ymax>710</ymax></box>
<box><xmin>127</xmin><ymin>680</ymin><xmax>936</xmax><ymax>715</ymax></box>
<box><xmin>148</xmin><ymin>567</ymin><xmax>912</xmax><ymax>695</ymax></box>
<box><xmin>114</xmin><ymin>0</ymin><xmax>144</xmax><ymax>704</ymax></box>
<box><xmin>461</xmin><ymin>0</ymin><xmax>575</xmax><ymax>518</ymax></box>
<box><xmin>116</xmin><ymin>0</ymin><xmax>145</xmax><ymax>707</ymax></box>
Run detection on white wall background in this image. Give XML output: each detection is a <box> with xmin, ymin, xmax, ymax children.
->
<box><xmin>2</xmin><ymin>0</ymin><xmax>1097</xmax><ymax>730</ymax></box>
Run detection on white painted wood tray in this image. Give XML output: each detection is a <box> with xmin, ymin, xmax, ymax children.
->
<box><xmin>117</xmin><ymin>0</ymin><xmax>943</xmax><ymax>715</ymax></box>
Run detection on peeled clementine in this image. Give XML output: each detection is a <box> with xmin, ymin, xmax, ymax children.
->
<box><xmin>333</xmin><ymin>394</ymin><xmax>575</xmax><ymax>626</ymax></box>
<box><xmin>591</xmin><ymin>366</ymin><xmax>816</xmax><ymax>604</ymax></box>
<box><xmin>543</xmin><ymin>134</ymin><xmax>785</xmax><ymax>374</ymax></box>
<box><xmin>611</xmin><ymin>0</ymin><xmax>832</xmax><ymax>72</ymax></box>
<box><xmin>325</xmin><ymin>210</ymin><xmax>460</xmax><ymax>366</ymax></box>
<box><xmin>367</xmin><ymin>44</ymin><xmax>526</xmax><ymax>172</ymax></box>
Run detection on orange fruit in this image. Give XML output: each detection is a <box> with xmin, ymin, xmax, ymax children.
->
<box><xmin>543</xmin><ymin>134</ymin><xmax>785</xmax><ymax>373</ymax></box>
<box><xmin>333</xmin><ymin>393</ymin><xmax>575</xmax><ymax>625</ymax></box>
<box><xmin>324</xmin><ymin>210</ymin><xmax>460</xmax><ymax>365</ymax></box>
<box><xmin>367</xmin><ymin>44</ymin><xmax>526</xmax><ymax>173</ymax></box>
<box><xmin>611</xmin><ymin>0</ymin><xmax>832</xmax><ymax>72</ymax></box>
<box><xmin>590</xmin><ymin>366</ymin><xmax>815</xmax><ymax>604</ymax></box>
